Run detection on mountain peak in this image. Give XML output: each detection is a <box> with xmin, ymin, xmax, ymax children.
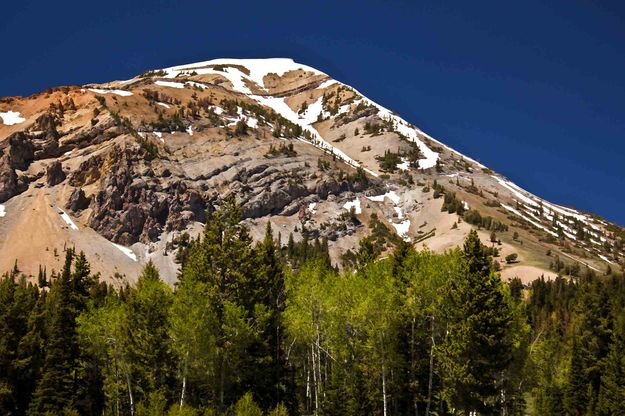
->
<box><xmin>0</xmin><ymin>58</ymin><xmax>622</xmax><ymax>282</ymax></box>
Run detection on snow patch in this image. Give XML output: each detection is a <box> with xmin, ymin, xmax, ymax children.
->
<box><xmin>492</xmin><ymin>175</ymin><xmax>588</xmax><ymax>223</ymax></box>
<box><xmin>366</xmin><ymin>191</ymin><xmax>410</xmax><ymax>241</ymax></box>
<box><xmin>501</xmin><ymin>204</ymin><xmax>558</xmax><ymax>237</ymax></box>
<box><xmin>393</xmin><ymin>220</ymin><xmax>411</xmax><ymax>240</ymax></box>
<box><xmin>58</xmin><ymin>209</ymin><xmax>78</xmax><ymax>231</ymax></box>
<box><xmin>87</xmin><ymin>88</ymin><xmax>133</xmax><ymax>97</ymax></box>
<box><xmin>186</xmin><ymin>126</ymin><xmax>194</xmax><ymax>136</ymax></box>
<box><xmin>374</xmin><ymin>107</ymin><xmax>439</xmax><ymax>169</ymax></box>
<box><xmin>492</xmin><ymin>176</ymin><xmax>539</xmax><ymax>207</ymax></box>
<box><xmin>366</xmin><ymin>191</ymin><xmax>400</xmax><ymax>205</ymax></box>
<box><xmin>542</xmin><ymin>200</ymin><xmax>587</xmax><ymax>222</ymax></box>
<box><xmin>164</xmin><ymin>58</ymin><xmax>324</xmax><ymax>90</ymax></box>
<box><xmin>308</xmin><ymin>202</ymin><xmax>317</xmax><ymax>214</ymax></box>
<box><xmin>397</xmin><ymin>158</ymin><xmax>410</xmax><ymax>171</ymax></box>
<box><xmin>335</xmin><ymin>83</ymin><xmax>439</xmax><ymax>169</ymax></box>
<box><xmin>252</xmin><ymin>95</ymin><xmax>379</xmax><ymax>177</ymax></box>
<box><xmin>0</xmin><ymin>204</ymin><xmax>5</xmax><ymax>217</ymax></box>
<box><xmin>185</xmin><ymin>81</ymin><xmax>207</xmax><ymax>89</ymax></box>
<box><xmin>343</xmin><ymin>198</ymin><xmax>362</xmax><ymax>214</ymax></box>
<box><xmin>157</xmin><ymin>102</ymin><xmax>170</xmax><ymax>109</ymax></box>
<box><xmin>393</xmin><ymin>206</ymin><xmax>404</xmax><ymax>219</ymax></box>
<box><xmin>0</xmin><ymin>111</ymin><xmax>25</xmax><ymax>125</ymax></box>
<box><xmin>300</xmin><ymin>97</ymin><xmax>324</xmax><ymax>124</ymax></box>
<box><xmin>599</xmin><ymin>254</ymin><xmax>615</xmax><ymax>265</ymax></box>
<box><xmin>246</xmin><ymin>117</ymin><xmax>258</xmax><ymax>128</ymax></box>
<box><xmin>155</xmin><ymin>80</ymin><xmax>185</xmax><ymax>89</ymax></box>
<box><xmin>154</xmin><ymin>132</ymin><xmax>164</xmax><ymax>143</ymax></box>
<box><xmin>317</xmin><ymin>79</ymin><xmax>338</xmax><ymax>89</ymax></box>
<box><xmin>112</xmin><ymin>243</ymin><xmax>137</xmax><ymax>262</ymax></box>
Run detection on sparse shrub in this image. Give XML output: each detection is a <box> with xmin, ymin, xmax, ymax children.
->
<box><xmin>505</xmin><ymin>253</ymin><xmax>518</xmax><ymax>264</ymax></box>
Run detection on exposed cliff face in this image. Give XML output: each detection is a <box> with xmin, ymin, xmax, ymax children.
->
<box><xmin>0</xmin><ymin>58</ymin><xmax>622</xmax><ymax>282</ymax></box>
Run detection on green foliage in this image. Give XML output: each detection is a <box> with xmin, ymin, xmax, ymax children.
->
<box><xmin>144</xmin><ymin>109</ymin><xmax>187</xmax><ymax>132</ymax></box>
<box><xmin>264</xmin><ymin>143</ymin><xmax>296</xmax><ymax>158</ymax></box>
<box><xmin>506</xmin><ymin>253</ymin><xmax>519</xmax><ymax>263</ymax></box>
<box><xmin>463</xmin><ymin>209</ymin><xmax>509</xmax><ymax>231</ymax></box>
<box><xmin>4</xmin><ymin>201</ymin><xmax>625</xmax><ymax>416</ymax></box>
<box><xmin>375</xmin><ymin>149</ymin><xmax>402</xmax><ymax>173</ymax></box>
<box><xmin>234</xmin><ymin>120</ymin><xmax>248</xmax><ymax>136</ymax></box>
<box><xmin>233</xmin><ymin>392</ymin><xmax>263</xmax><ymax>416</ymax></box>
<box><xmin>139</xmin><ymin>69</ymin><xmax>167</xmax><ymax>77</ymax></box>
<box><xmin>439</xmin><ymin>230</ymin><xmax>515</xmax><ymax>414</ymax></box>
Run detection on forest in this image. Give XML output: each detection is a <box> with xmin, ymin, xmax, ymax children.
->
<box><xmin>1</xmin><ymin>199</ymin><xmax>625</xmax><ymax>416</ymax></box>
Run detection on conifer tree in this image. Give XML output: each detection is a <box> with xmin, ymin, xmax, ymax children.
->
<box><xmin>597</xmin><ymin>321</ymin><xmax>625</xmax><ymax>415</ymax></box>
<box><xmin>439</xmin><ymin>230</ymin><xmax>514</xmax><ymax>414</ymax></box>
<box><xmin>28</xmin><ymin>250</ymin><xmax>80</xmax><ymax>415</ymax></box>
<box><xmin>0</xmin><ymin>273</ymin><xmax>38</xmax><ymax>413</ymax></box>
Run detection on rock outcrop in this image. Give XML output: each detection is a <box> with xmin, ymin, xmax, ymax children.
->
<box><xmin>46</xmin><ymin>160</ymin><xmax>66</xmax><ymax>186</ymax></box>
<box><xmin>66</xmin><ymin>187</ymin><xmax>90</xmax><ymax>212</ymax></box>
<box><xmin>0</xmin><ymin>155</ymin><xmax>19</xmax><ymax>203</ymax></box>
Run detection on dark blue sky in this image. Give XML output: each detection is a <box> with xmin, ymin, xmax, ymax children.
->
<box><xmin>2</xmin><ymin>1</ymin><xmax>624</xmax><ymax>225</ymax></box>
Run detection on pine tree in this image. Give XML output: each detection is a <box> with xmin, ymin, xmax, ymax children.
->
<box><xmin>248</xmin><ymin>223</ymin><xmax>295</xmax><ymax>410</ymax></box>
<box><xmin>439</xmin><ymin>230</ymin><xmax>514</xmax><ymax>414</ymax></box>
<box><xmin>597</xmin><ymin>323</ymin><xmax>625</xmax><ymax>415</ymax></box>
<box><xmin>564</xmin><ymin>338</ymin><xmax>588</xmax><ymax>415</ymax></box>
<box><xmin>28</xmin><ymin>250</ymin><xmax>80</xmax><ymax>415</ymax></box>
<box><xmin>0</xmin><ymin>273</ymin><xmax>38</xmax><ymax>413</ymax></box>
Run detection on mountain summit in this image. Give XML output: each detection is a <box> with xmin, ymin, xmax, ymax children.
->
<box><xmin>0</xmin><ymin>58</ymin><xmax>622</xmax><ymax>282</ymax></box>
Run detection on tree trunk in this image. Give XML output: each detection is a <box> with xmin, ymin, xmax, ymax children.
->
<box><xmin>220</xmin><ymin>356</ymin><xmax>226</xmax><ymax>406</ymax></box>
<box><xmin>316</xmin><ymin>326</ymin><xmax>323</xmax><ymax>402</ymax></box>
<box><xmin>426</xmin><ymin>316</ymin><xmax>435</xmax><ymax>416</ymax></box>
<box><xmin>311</xmin><ymin>343</ymin><xmax>318</xmax><ymax>414</ymax></box>
<box><xmin>382</xmin><ymin>365</ymin><xmax>388</xmax><ymax>416</ymax></box>
<box><xmin>118</xmin><ymin>348</ymin><xmax>134</xmax><ymax>416</ymax></box>
<box><xmin>180</xmin><ymin>351</ymin><xmax>189</xmax><ymax>408</ymax></box>
<box><xmin>305</xmin><ymin>354</ymin><xmax>311</xmax><ymax>413</ymax></box>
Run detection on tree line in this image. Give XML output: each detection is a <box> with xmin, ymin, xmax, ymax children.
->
<box><xmin>1</xmin><ymin>198</ymin><xmax>625</xmax><ymax>415</ymax></box>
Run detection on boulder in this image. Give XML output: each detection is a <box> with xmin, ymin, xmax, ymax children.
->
<box><xmin>66</xmin><ymin>188</ymin><xmax>91</xmax><ymax>211</ymax></box>
<box><xmin>46</xmin><ymin>160</ymin><xmax>66</xmax><ymax>186</ymax></box>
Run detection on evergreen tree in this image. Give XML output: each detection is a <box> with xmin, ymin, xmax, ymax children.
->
<box><xmin>439</xmin><ymin>230</ymin><xmax>514</xmax><ymax>414</ymax></box>
<box><xmin>0</xmin><ymin>273</ymin><xmax>38</xmax><ymax>414</ymax></box>
<box><xmin>29</xmin><ymin>250</ymin><xmax>83</xmax><ymax>415</ymax></box>
<box><xmin>597</xmin><ymin>319</ymin><xmax>625</xmax><ymax>415</ymax></box>
<box><xmin>564</xmin><ymin>338</ymin><xmax>588</xmax><ymax>415</ymax></box>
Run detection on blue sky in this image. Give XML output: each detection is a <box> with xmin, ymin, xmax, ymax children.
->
<box><xmin>2</xmin><ymin>1</ymin><xmax>624</xmax><ymax>225</ymax></box>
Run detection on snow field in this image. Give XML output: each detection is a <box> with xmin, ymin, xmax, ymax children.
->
<box><xmin>0</xmin><ymin>111</ymin><xmax>26</xmax><ymax>125</ymax></box>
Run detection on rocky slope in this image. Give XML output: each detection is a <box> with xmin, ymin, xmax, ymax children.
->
<box><xmin>0</xmin><ymin>58</ymin><xmax>622</xmax><ymax>283</ymax></box>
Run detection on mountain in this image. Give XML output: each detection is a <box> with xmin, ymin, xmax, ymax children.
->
<box><xmin>0</xmin><ymin>58</ymin><xmax>622</xmax><ymax>283</ymax></box>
